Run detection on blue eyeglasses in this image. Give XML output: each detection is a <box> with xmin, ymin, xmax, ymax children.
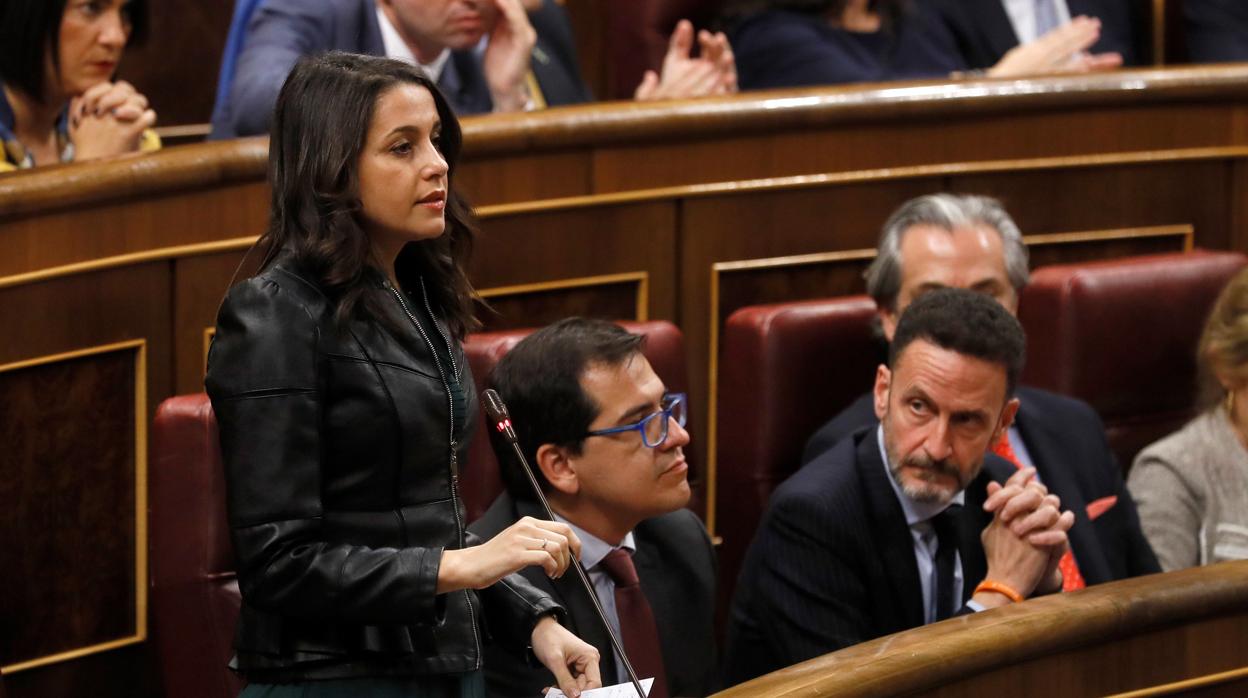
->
<box><xmin>584</xmin><ymin>393</ymin><xmax>687</xmax><ymax>448</ymax></box>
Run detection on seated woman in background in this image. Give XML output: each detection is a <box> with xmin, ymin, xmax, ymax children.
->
<box><xmin>0</xmin><ymin>0</ymin><xmax>157</xmax><ymax>171</ymax></box>
<box><xmin>1129</xmin><ymin>268</ymin><xmax>1248</xmax><ymax>571</ymax></box>
<box><xmin>723</xmin><ymin>0</ymin><xmax>1122</xmax><ymax>91</ymax></box>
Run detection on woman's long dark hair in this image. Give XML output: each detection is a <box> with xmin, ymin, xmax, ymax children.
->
<box><xmin>261</xmin><ymin>52</ymin><xmax>479</xmax><ymax>339</ymax></box>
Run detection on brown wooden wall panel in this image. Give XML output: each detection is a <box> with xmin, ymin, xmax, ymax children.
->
<box><xmin>475</xmin><ymin>201</ymin><xmax>679</xmax><ymax>323</ymax></box>
<box><xmin>0</xmin><ymin>265</ymin><xmax>168</xmax><ymax>696</ymax></box>
<box><xmin>116</xmin><ymin>0</ymin><xmax>231</xmax><ymax>129</ymax></box>
<box><xmin>458</xmin><ymin>150</ymin><xmax>593</xmax><ymax>205</ymax></box>
<box><xmin>953</xmin><ymin>159</ymin><xmax>1233</xmax><ymax>249</ymax></box>
<box><xmin>0</xmin><ymin>182</ymin><xmax>268</xmax><ymax>278</ymax></box>
<box><xmin>919</xmin><ymin>614</ymin><xmax>1248</xmax><ymax>697</ymax></box>
<box><xmin>478</xmin><ymin>279</ymin><xmax>644</xmax><ymax>332</ymax></box>
<box><xmin>591</xmin><ymin>104</ymin><xmax>1241</xmax><ymax>194</ymax></box>
<box><xmin>0</xmin><ymin>345</ymin><xmax>141</xmax><ymax>665</ymax></box>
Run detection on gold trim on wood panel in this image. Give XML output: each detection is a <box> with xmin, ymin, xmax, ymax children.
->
<box><xmin>703</xmin><ymin>226</ymin><xmax>1194</xmax><ymax>537</ymax></box>
<box><xmin>1105</xmin><ymin>665</ymin><xmax>1248</xmax><ymax>698</ymax></box>
<box><xmin>1024</xmin><ymin>224</ymin><xmax>1194</xmax><ymax>251</ymax></box>
<box><xmin>477</xmin><ymin>146</ymin><xmax>1248</xmax><ymax>219</ymax></box>
<box><xmin>0</xmin><ymin>339</ymin><xmax>148</xmax><ymax>674</ymax></box>
<box><xmin>477</xmin><ymin>271</ymin><xmax>650</xmax><ymax>322</ymax></box>
<box><xmin>0</xmin><ymin>236</ymin><xmax>259</xmax><ymax>291</ymax></box>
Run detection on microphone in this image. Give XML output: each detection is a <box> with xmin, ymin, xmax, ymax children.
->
<box><xmin>482</xmin><ymin>389</ymin><xmax>649</xmax><ymax>698</ymax></box>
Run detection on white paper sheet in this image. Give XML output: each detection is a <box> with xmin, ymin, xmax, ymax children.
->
<box><xmin>546</xmin><ymin>677</ymin><xmax>654</xmax><ymax>698</ymax></box>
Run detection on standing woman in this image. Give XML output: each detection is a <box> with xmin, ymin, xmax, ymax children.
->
<box><xmin>0</xmin><ymin>0</ymin><xmax>157</xmax><ymax>171</ymax></box>
<box><xmin>205</xmin><ymin>53</ymin><xmax>600</xmax><ymax>698</ymax></box>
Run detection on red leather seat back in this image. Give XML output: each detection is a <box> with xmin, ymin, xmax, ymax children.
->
<box><xmin>715</xmin><ymin>296</ymin><xmax>881</xmax><ymax>611</ymax></box>
<box><xmin>462</xmin><ymin>320</ymin><xmax>692</xmax><ymax>523</ymax></box>
<box><xmin>1020</xmin><ymin>249</ymin><xmax>1248</xmax><ymax>470</ymax></box>
<box><xmin>604</xmin><ymin>0</ymin><xmax>727</xmax><ymax>99</ymax></box>
<box><xmin>150</xmin><ymin>395</ymin><xmax>243</xmax><ymax>698</ymax></box>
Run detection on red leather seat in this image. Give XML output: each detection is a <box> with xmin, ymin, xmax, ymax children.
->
<box><xmin>715</xmin><ymin>296</ymin><xmax>881</xmax><ymax>616</ymax></box>
<box><xmin>462</xmin><ymin>320</ymin><xmax>693</xmax><ymax>522</ymax></box>
<box><xmin>604</xmin><ymin>0</ymin><xmax>726</xmax><ymax>99</ymax></box>
<box><xmin>150</xmin><ymin>395</ymin><xmax>243</xmax><ymax>698</ymax></box>
<box><xmin>1019</xmin><ymin>249</ymin><xmax>1248</xmax><ymax>470</ymax></box>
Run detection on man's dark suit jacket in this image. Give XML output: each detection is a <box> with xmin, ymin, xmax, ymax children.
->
<box><xmin>1184</xmin><ymin>0</ymin><xmax>1248</xmax><ymax>63</ymax></box>
<box><xmin>926</xmin><ymin>0</ymin><xmax>1142</xmax><ymax>69</ymax></box>
<box><xmin>213</xmin><ymin>0</ymin><xmax>592</xmax><ymax>139</ymax></box>
<box><xmin>723</xmin><ymin>428</ymin><xmax>1016</xmax><ymax>686</ymax></box>
<box><xmin>802</xmin><ymin>388</ymin><xmax>1160</xmax><ymax>586</ymax></box>
<box><xmin>469</xmin><ymin>493</ymin><xmax>718</xmax><ymax>698</ymax></box>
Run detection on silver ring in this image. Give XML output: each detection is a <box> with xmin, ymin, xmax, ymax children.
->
<box><xmin>540</xmin><ymin>538</ymin><xmax>548</xmax><ymax>550</ymax></box>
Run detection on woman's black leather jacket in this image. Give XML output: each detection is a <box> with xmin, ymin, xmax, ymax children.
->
<box><xmin>205</xmin><ymin>258</ymin><xmax>561</xmax><ymax>682</ymax></box>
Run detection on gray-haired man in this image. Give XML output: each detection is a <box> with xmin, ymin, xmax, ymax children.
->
<box><xmin>801</xmin><ymin>193</ymin><xmax>1159</xmax><ymax>586</ymax></box>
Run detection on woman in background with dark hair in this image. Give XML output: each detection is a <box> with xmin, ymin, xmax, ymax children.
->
<box><xmin>723</xmin><ymin>0</ymin><xmax>1121</xmax><ymax>90</ymax></box>
<box><xmin>205</xmin><ymin>52</ymin><xmax>600</xmax><ymax>698</ymax></box>
<box><xmin>0</xmin><ymin>0</ymin><xmax>157</xmax><ymax>171</ymax></box>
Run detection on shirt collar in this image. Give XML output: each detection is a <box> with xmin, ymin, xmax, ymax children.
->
<box><xmin>553</xmin><ymin>512</ymin><xmax>636</xmax><ymax>570</ymax></box>
<box><xmin>375</xmin><ymin>6</ymin><xmax>451</xmax><ymax>80</ymax></box>
<box><xmin>877</xmin><ymin>423</ymin><xmax>965</xmax><ymax>526</ymax></box>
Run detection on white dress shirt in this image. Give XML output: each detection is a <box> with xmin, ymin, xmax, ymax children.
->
<box><xmin>877</xmin><ymin>425</ymin><xmax>984</xmax><ymax>622</ymax></box>
<box><xmin>1002</xmin><ymin>0</ymin><xmax>1074</xmax><ymax>43</ymax></box>
<box><xmin>376</xmin><ymin>6</ymin><xmax>450</xmax><ymax>81</ymax></box>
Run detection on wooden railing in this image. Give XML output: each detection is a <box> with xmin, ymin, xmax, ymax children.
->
<box><xmin>715</xmin><ymin>561</ymin><xmax>1248</xmax><ymax>697</ymax></box>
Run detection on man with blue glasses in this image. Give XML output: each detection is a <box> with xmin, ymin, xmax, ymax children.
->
<box><xmin>469</xmin><ymin>318</ymin><xmax>717</xmax><ymax>698</ymax></box>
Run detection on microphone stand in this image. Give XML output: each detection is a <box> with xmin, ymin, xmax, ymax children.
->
<box><xmin>482</xmin><ymin>389</ymin><xmax>649</xmax><ymax>698</ymax></box>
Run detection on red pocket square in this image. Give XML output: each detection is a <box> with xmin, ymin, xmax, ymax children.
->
<box><xmin>1086</xmin><ymin>496</ymin><xmax>1118</xmax><ymax>521</ymax></box>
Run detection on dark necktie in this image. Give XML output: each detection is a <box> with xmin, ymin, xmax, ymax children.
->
<box><xmin>599</xmin><ymin>549</ymin><xmax>669</xmax><ymax>698</ymax></box>
<box><xmin>932</xmin><ymin>504</ymin><xmax>962</xmax><ymax>621</ymax></box>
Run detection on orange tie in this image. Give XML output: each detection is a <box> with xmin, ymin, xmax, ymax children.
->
<box><xmin>992</xmin><ymin>434</ymin><xmax>1086</xmax><ymax>591</ymax></box>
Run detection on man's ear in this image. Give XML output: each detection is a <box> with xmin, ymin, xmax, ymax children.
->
<box><xmin>878</xmin><ymin>307</ymin><xmax>899</xmax><ymax>343</ymax></box>
<box><xmin>535</xmin><ymin>443</ymin><xmax>579</xmax><ymax>496</ymax></box>
<box><xmin>873</xmin><ymin>364</ymin><xmax>891</xmax><ymax>421</ymax></box>
<box><xmin>995</xmin><ymin>397</ymin><xmax>1021</xmax><ymax>442</ymax></box>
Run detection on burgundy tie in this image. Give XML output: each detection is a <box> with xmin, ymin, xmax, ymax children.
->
<box><xmin>598</xmin><ymin>549</ymin><xmax>669</xmax><ymax>698</ymax></box>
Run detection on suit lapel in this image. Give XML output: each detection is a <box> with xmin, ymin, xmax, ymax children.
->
<box><xmin>1014</xmin><ymin>393</ymin><xmax>1110</xmax><ymax>584</ymax></box>
<box><xmin>515</xmin><ymin>499</ymin><xmax>619</xmax><ymax>682</ymax></box>
<box><xmin>855</xmin><ymin>432</ymin><xmax>925</xmax><ymax>629</ymax></box>
<box><xmin>974</xmin><ymin>0</ymin><xmax>1023</xmax><ymax>58</ymax></box>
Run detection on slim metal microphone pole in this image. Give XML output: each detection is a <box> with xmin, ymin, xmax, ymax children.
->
<box><xmin>482</xmin><ymin>389</ymin><xmax>649</xmax><ymax>698</ymax></box>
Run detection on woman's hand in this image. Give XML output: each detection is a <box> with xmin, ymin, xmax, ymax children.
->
<box><xmin>69</xmin><ymin>80</ymin><xmax>156</xmax><ymax>162</ymax></box>
<box><xmin>437</xmin><ymin>516</ymin><xmax>581</xmax><ymax>592</ymax></box>
<box><xmin>532</xmin><ymin>615</ymin><xmax>601</xmax><ymax>698</ymax></box>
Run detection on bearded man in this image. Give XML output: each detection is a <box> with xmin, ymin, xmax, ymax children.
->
<box><xmin>723</xmin><ymin>288</ymin><xmax>1075</xmax><ymax>686</ymax></box>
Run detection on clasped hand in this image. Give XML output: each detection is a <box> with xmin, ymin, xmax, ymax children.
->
<box><xmin>978</xmin><ymin>467</ymin><xmax>1076</xmax><ymax>606</ymax></box>
<box><xmin>69</xmin><ymin>80</ymin><xmax>157</xmax><ymax>162</ymax></box>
